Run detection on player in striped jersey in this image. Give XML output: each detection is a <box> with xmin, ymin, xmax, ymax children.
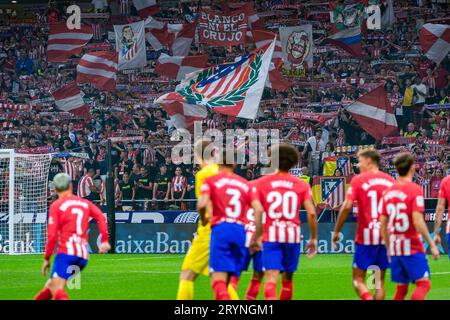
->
<box><xmin>434</xmin><ymin>174</ymin><xmax>450</xmax><ymax>259</ymax></box>
<box><xmin>332</xmin><ymin>149</ymin><xmax>395</xmax><ymax>300</ymax></box>
<box><xmin>34</xmin><ymin>173</ymin><xmax>110</xmax><ymax>300</ymax></box>
<box><xmin>380</xmin><ymin>153</ymin><xmax>439</xmax><ymax>300</ymax></box>
<box><xmin>251</xmin><ymin>144</ymin><xmax>317</xmax><ymax>300</ymax></box>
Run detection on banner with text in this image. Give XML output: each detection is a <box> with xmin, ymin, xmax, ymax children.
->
<box><xmin>199</xmin><ymin>8</ymin><xmax>248</xmax><ymax>46</ymax></box>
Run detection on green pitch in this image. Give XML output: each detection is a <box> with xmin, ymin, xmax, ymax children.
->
<box><xmin>0</xmin><ymin>254</ymin><xmax>448</xmax><ymax>300</ymax></box>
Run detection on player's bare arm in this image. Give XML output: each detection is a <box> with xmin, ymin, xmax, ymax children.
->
<box><xmin>434</xmin><ymin>197</ymin><xmax>446</xmax><ymax>245</ymax></box>
<box><xmin>412</xmin><ymin>211</ymin><xmax>439</xmax><ymax>260</ymax></box>
<box><xmin>197</xmin><ymin>193</ymin><xmax>210</xmax><ymax>226</ymax></box>
<box><xmin>304</xmin><ymin>199</ymin><xmax>318</xmax><ymax>258</ymax></box>
<box><xmin>250</xmin><ymin>199</ymin><xmax>264</xmax><ymax>253</ymax></box>
<box><xmin>332</xmin><ymin>199</ymin><xmax>352</xmax><ymax>250</ymax></box>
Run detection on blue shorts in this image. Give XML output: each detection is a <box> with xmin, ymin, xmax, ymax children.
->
<box><xmin>446</xmin><ymin>233</ymin><xmax>450</xmax><ymax>259</ymax></box>
<box><xmin>50</xmin><ymin>253</ymin><xmax>88</xmax><ymax>280</ymax></box>
<box><xmin>241</xmin><ymin>250</ymin><xmax>263</xmax><ymax>273</ymax></box>
<box><xmin>262</xmin><ymin>242</ymin><xmax>300</xmax><ymax>273</ymax></box>
<box><xmin>390</xmin><ymin>252</ymin><xmax>430</xmax><ymax>284</ymax></box>
<box><xmin>353</xmin><ymin>244</ymin><xmax>389</xmax><ymax>271</ymax></box>
<box><xmin>210</xmin><ymin>223</ymin><xmax>246</xmax><ymax>276</ymax></box>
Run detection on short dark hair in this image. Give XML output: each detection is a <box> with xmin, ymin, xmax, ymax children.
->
<box><xmin>394</xmin><ymin>153</ymin><xmax>415</xmax><ymax>177</ymax></box>
<box><xmin>275</xmin><ymin>144</ymin><xmax>299</xmax><ymax>172</ymax></box>
<box><xmin>358</xmin><ymin>149</ymin><xmax>381</xmax><ymax>166</ymax></box>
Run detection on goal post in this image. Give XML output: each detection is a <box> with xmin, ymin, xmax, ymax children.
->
<box><xmin>0</xmin><ymin>150</ymin><xmax>52</xmax><ymax>254</ymax></box>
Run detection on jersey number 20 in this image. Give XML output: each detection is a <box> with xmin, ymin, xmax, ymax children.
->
<box><xmin>267</xmin><ymin>191</ymin><xmax>298</xmax><ymax>220</ymax></box>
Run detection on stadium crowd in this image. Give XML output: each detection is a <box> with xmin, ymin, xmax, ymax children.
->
<box><xmin>0</xmin><ymin>0</ymin><xmax>449</xmax><ymax>210</ymax></box>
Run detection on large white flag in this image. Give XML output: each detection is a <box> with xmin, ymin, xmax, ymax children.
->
<box><xmin>156</xmin><ymin>40</ymin><xmax>275</xmax><ymax>120</ymax></box>
<box><xmin>279</xmin><ymin>25</ymin><xmax>313</xmax><ymax>70</ymax></box>
<box><xmin>114</xmin><ymin>20</ymin><xmax>147</xmax><ymax>70</ymax></box>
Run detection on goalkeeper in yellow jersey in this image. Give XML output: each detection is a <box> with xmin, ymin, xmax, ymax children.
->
<box><xmin>176</xmin><ymin>140</ymin><xmax>240</xmax><ymax>300</ymax></box>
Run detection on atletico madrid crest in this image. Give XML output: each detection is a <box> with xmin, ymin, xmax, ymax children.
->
<box><xmin>156</xmin><ymin>39</ymin><xmax>275</xmax><ymax>120</ymax></box>
<box><xmin>177</xmin><ymin>50</ymin><xmax>262</xmax><ymax>109</ymax></box>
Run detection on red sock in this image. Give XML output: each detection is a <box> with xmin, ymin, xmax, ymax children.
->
<box><xmin>212</xmin><ymin>280</ymin><xmax>230</xmax><ymax>300</ymax></box>
<box><xmin>360</xmin><ymin>292</ymin><xmax>373</xmax><ymax>300</ymax></box>
<box><xmin>264</xmin><ymin>281</ymin><xmax>277</xmax><ymax>300</ymax></box>
<box><xmin>279</xmin><ymin>280</ymin><xmax>293</xmax><ymax>300</ymax></box>
<box><xmin>53</xmin><ymin>289</ymin><xmax>69</xmax><ymax>300</ymax></box>
<box><xmin>394</xmin><ymin>284</ymin><xmax>409</xmax><ymax>300</ymax></box>
<box><xmin>229</xmin><ymin>275</ymin><xmax>239</xmax><ymax>292</ymax></box>
<box><xmin>245</xmin><ymin>279</ymin><xmax>261</xmax><ymax>300</ymax></box>
<box><xmin>411</xmin><ymin>280</ymin><xmax>431</xmax><ymax>300</ymax></box>
<box><xmin>34</xmin><ymin>287</ymin><xmax>52</xmax><ymax>300</ymax></box>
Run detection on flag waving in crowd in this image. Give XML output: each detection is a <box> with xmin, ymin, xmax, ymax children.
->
<box><xmin>154</xmin><ymin>54</ymin><xmax>208</xmax><ymax>81</ymax></box>
<box><xmin>133</xmin><ymin>0</ymin><xmax>160</xmax><ymax>18</ymax></box>
<box><xmin>156</xmin><ymin>39</ymin><xmax>276</xmax><ymax>121</ymax></box>
<box><xmin>419</xmin><ymin>23</ymin><xmax>450</xmax><ymax>64</ymax></box>
<box><xmin>76</xmin><ymin>51</ymin><xmax>118</xmax><ymax>92</ymax></box>
<box><xmin>345</xmin><ymin>85</ymin><xmax>398</xmax><ymax>141</ymax></box>
<box><xmin>52</xmin><ymin>83</ymin><xmax>90</xmax><ymax>119</ymax></box>
<box><xmin>114</xmin><ymin>20</ymin><xmax>147</xmax><ymax>70</ymax></box>
<box><xmin>47</xmin><ymin>23</ymin><xmax>93</xmax><ymax>62</ymax></box>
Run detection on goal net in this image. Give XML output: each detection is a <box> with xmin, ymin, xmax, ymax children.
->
<box><xmin>0</xmin><ymin>150</ymin><xmax>52</xmax><ymax>254</ymax></box>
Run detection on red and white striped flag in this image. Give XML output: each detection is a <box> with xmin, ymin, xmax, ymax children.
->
<box><xmin>420</xmin><ymin>23</ymin><xmax>450</xmax><ymax>64</ymax></box>
<box><xmin>345</xmin><ymin>85</ymin><xmax>398</xmax><ymax>141</ymax></box>
<box><xmin>161</xmin><ymin>101</ymin><xmax>208</xmax><ymax>129</ymax></box>
<box><xmin>145</xmin><ymin>17</ymin><xmax>173</xmax><ymax>50</ymax></box>
<box><xmin>47</xmin><ymin>23</ymin><xmax>93</xmax><ymax>62</ymax></box>
<box><xmin>171</xmin><ymin>21</ymin><xmax>197</xmax><ymax>56</ymax></box>
<box><xmin>133</xmin><ymin>0</ymin><xmax>159</xmax><ymax>18</ymax></box>
<box><xmin>145</xmin><ymin>18</ymin><xmax>195</xmax><ymax>56</ymax></box>
<box><xmin>52</xmin><ymin>83</ymin><xmax>90</xmax><ymax>119</ymax></box>
<box><xmin>77</xmin><ymin>51</ymin><xmax>118</xmax><ymax>92</ymax></box>
<box><xmin>154</xmin><ymin>54</ymin><xmax>208</xmax><ymax>81</ymax></box>
<box><xmin>91</xmin><ymin>23</ymin><xmax>102</xmax><ymax>41</ymax></box>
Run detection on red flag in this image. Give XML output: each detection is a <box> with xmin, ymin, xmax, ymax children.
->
<box><xmin>155</xmin><ymin>54</ymin><xmax>208</xmax><ymax>81</ymax></box>
<box><xmin>266</xmin><ymin>68</ymin><xmax>290</xmax><ymax>91</ymax></box>
<box><xmin>47</xmin><ymin>23</ymin><xmax>93</xmax><ymax>62</ymax></box>
<box><xmin>253</xmin><ymin>30</ymin><xmax>283</xmax><ymax>68</ymax></box>
<box><xmin>345</xmin><ymin>85</ymin><xmax>398</xmax><ymax>141</ymax></box>
<box><xmin>420</xmin><ymin>23</ymin><xmax>450</xmax><ymax>64</ymax></box>
<box><xmin>145</xmin><ymin>18</ymin><xmax>179</xmax><ymax>50</ymax></box>
<box><xmin>52</xmin><ymin>83</ymin><xmax>90</xmax><ymax>119</ymax></box>
<box><xmin>77</xmin><ymin>51</ymin><xmax>118</xmax><ymax>92</ymax></box>
<box><xmin>171</xmin><ymin>20</ymin><xmax>198</xmax><ymax>56</ymax></box>
<box><xmin>133</xmin><ymin>0</ymin><xmax>160</xmax><ymax>18</ymax></box>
